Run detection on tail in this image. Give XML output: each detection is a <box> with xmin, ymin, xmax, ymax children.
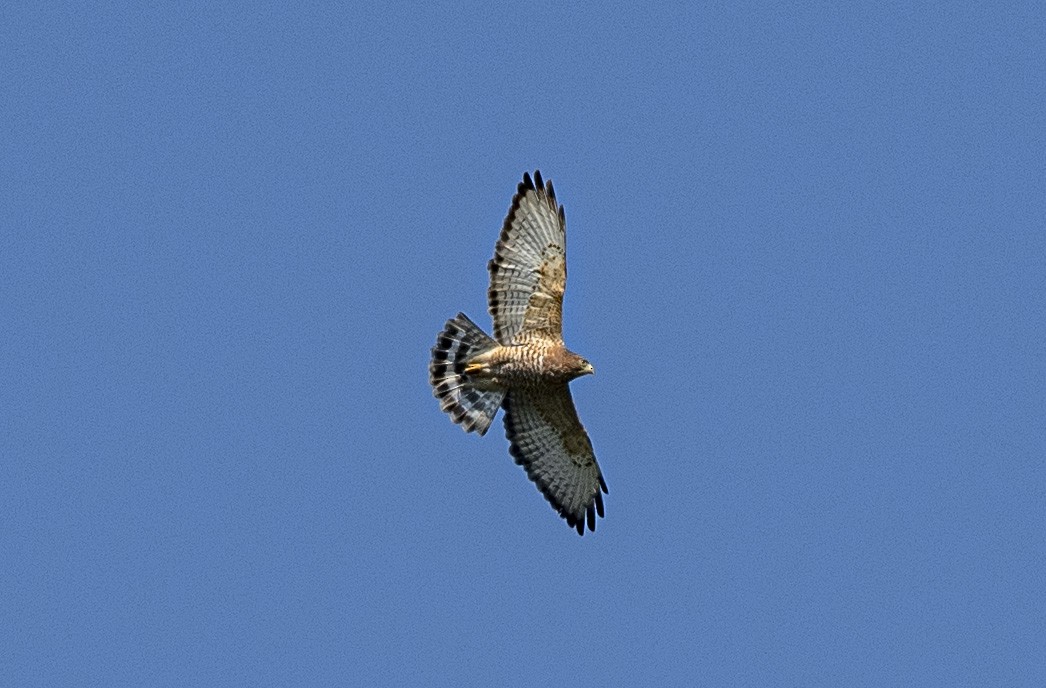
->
<box><xmin>430</xmin><ymin>313</ymin><xmax>506</xmax><ymax>435</ymax></box>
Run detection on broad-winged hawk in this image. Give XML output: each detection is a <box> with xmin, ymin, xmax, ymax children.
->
<box><xmin>430</xmin><ymin>171</ymin><xmax>607</xmax><ymax>535</ymax></box>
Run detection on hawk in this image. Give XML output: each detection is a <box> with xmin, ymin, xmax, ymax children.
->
<box><xmin>430</xmin><ymin>170</ymin><xmax>608</xmax><ymax>535</ymax></box>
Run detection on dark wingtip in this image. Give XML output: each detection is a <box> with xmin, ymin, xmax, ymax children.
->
<box><xmin>598</xmin><ymin>474</ymin><xmax>608</xmax><ymax>494</ymax></box>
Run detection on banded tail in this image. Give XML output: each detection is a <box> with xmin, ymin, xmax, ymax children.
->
<box><xmin>430</xmin><ymin>313</ymin><xmax>506</xmax><ymax>435</ymax></box>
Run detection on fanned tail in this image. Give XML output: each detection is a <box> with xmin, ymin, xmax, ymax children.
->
<box><xmin>430</xmin><ymin>313</ymin><xmax>506</xmax><ymax>435</ymax></box>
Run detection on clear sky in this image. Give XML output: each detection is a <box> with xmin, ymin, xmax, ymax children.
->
<box><xmin>3</xmin><ymin>2</ymin><xmax>1044</xmax><ymax>686</ymax></box>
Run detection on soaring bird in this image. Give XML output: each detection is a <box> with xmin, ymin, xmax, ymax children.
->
<box><xmin>430</xmin><ymin>171</ymin><xmax>607</xmax><ymax>535</ymax></box>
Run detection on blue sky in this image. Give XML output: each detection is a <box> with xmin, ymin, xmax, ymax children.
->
<box><xmin>3</xmin><ymin>2</ymin><xmax>1044</xmax><ymax>685</ymax></box>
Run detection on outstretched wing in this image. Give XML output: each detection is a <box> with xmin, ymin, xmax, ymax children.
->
<box><xmin>488</xmin><ymin>170</ymin><xmax>567</xmax><ymax>345</ymax></box>
<box><xmin>502</xmin><ymin>386</ymin><xmax>607</xmax><ymax>535</ymax></box>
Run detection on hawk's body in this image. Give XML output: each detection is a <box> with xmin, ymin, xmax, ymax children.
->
<box><xmin>430</xmin><ymin>171</ymin><xmax>607</xmax><ymax>535</ymax></box>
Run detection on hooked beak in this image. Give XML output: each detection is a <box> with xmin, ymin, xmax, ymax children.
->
<box><xmin>582</xmin><ymin>362</ymin><xmax>595</xmax><ymax>376</ymax></box>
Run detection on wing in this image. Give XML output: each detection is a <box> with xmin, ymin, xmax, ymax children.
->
<box><xmin>502</xmin><ymin>386</ymin><xmax>607</xmax><ymax>535</ymax></box>
<box><xmin>488</xmin><ymin>170</ymin><xmax>567</xmax><ymax>345</ymax></box>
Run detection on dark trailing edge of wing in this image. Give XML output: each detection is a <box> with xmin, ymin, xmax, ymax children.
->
<box><xmin>502</xmin><ymin>393</ymin><xmax>608</xmax><ymax>536</ymax></box>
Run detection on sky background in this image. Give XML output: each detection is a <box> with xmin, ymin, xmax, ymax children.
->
<box><xmin>3</xmin><ymin>2</ymin><xmax>1044</xmax><ymax>686</ymax></box>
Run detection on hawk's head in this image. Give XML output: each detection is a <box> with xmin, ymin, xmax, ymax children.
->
<box><xmin>572</xmin><ymin>356</ymin><xmax>594</xmax><ymax>379</ymax></box>
<box><xmin>550</xmin><ymin>348</ymin><xmax>594</xmax><ymax>381</ymax></box>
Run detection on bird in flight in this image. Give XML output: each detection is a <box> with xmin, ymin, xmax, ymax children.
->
<box><xmin>430</xmin><ymin>170</ymin><xmax>607</xmax><ymax>535</ymax></box>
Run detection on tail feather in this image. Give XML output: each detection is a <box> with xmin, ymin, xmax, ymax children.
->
<box><xmin>430</xmin><ymin>313</ymin><xmax>506</xmax><ymax>435</ymax></box>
